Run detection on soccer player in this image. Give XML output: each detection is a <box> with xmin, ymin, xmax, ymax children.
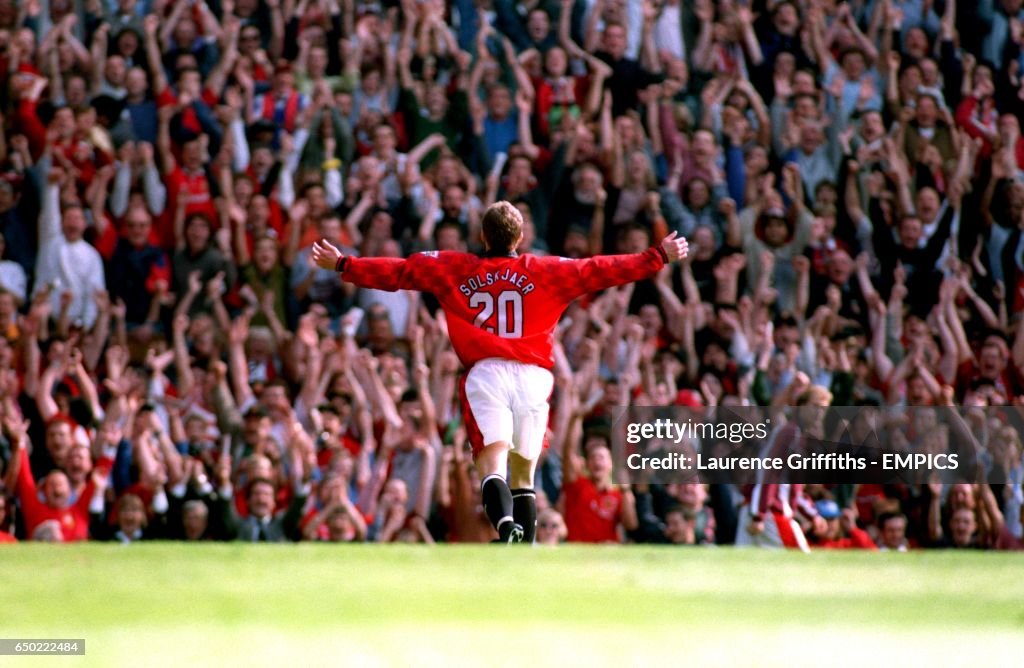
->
<box><xmin>312</xmin><ymin>201</ymin><xmax>688</xmax><ymax>543</ymax></box>
<box><xmin>737</xmin><ymin>386</ymin><xmax>830</xmax><ymax>552</ymax></box>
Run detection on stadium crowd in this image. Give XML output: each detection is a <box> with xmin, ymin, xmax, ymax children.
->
<box><xmin>0</xmin><ymin>0</ymin><xmax>1022</xmax><ymax>550</ymax></box>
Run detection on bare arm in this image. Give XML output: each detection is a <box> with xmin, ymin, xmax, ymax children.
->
<box><xmin>515</xmin><ymin>88</ymin><xmax>539</xmax><ymax>160</ymax></box>
<box><xmin>691</xmin><ymin>1</ymin><xmax>716</xmax><ymax>72</ymax></box>
<box><xmin>227</xmin><ymin>313</ymin><xmax>255</xmax><ymax>407</ymax></box>
<box><xmin>59</xmin><ymin>17</ymin><xmax>93</xmax><ymax>71</ymax></box>
<box><xmin>583</xmin><ymin>0</ymin><xmax>606</xmax><ymax>54</ymax></box>
<box><xmin>959</xmin><ymin>277</ymin><xmax>1000</xmax><ymax>330</ymax></box>
<box><xmin>413</xmin><ymin>440</ymin><xmax>436</xmax><ymax>521</ymax></box>
<box><xmin>928</xmin><ymin>483</ymin><xmax>944</xmax><ymax>543</ymax></box>
<box><xmin>295</xmin><ymin>315</ymin><xmax>324</xmax><ymax>412</ymax></box>
<box><xmin>89</xmin><ymin>23</ymin><xmax>110</xmax><ymax>94</ymax></box>
<box><xmin>145</xmin><ymin>15</ymin><xmax>170</xmax><ymax>94</ymax></box>
<box><xmin>267</xmin><ymin>0</ymin><xmax>286</xmax><ymax>60</ymax></box>
<box><xmin>205</xmin><ymin>17</ymin><xmax>240</xmax><ymax>98</ymax></box>
<box><xmin>559</xmin><ymin>0</ymin><xmax>584</xmax><ymax>58</ymax></box>
<box><xmin>82</xmin><ymin>292</ymin><xmax>111</xmax><ymax>373</ymax></box>
<box><xmin>352</xmin><ymin>350</ymin><xmax>402</xmax><ymax>429</ymax></box>
<box><xmin>943</xmin><ymin>282</ymin><xmax>973</xmax><ymax>365</ymax></box>
<box><xmin>735</xmin><ymin>5</ymin><xmax>763</xmax><ymax>67</ymax></box>
<box><xmin>558</xmin><ymin>378</ymin><xmax>585</xmax><ymax>487</ymax></box>
<box><xmin>68</xmin><ymin>349</ymin><xmax>102</xmax><ymax>422</ymax></box>
<box><xmin>170</xmin><ymin>313</ymin><xmax>196</xmax><ymax>399</ymax></box>
<box><xmin>20</xmin><ymin>313</ymin><xmax>42</xmax><ymax>400</ymax></box>
<box><xmin>868</xmin><ymin>297</ymin><xmax>894</xmax><ymax>382</ymax></box>
<box><xmin>36</xmin><ymin>360</ymin><xmax>64</xmax><ymax>423</ymax></box>
<box><xmin>207</xmin><ymin>273</ymin><xmax>232</xmax><ymax>334</ymax></box>
<box><xmin>407</xmin><ymin>133</ymin><xmax>449</xmax><ymax>167</ymax></box>
<box><xmin>640</xmin><ymin>1</ymin><xmax>661</xmax><ymax>73</ymax></box>
<box><xmin>654</xmin><ymin>266</ymin><xmax>686</xmax><ymax>336</ymax></box>
<box><xmin>260</xmin><ymin>288</ymin><xmax>290</xmax><ymax>347</ymax></box>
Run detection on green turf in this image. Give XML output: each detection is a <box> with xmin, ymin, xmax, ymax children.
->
<box><xmin>0</xmin><ymin>544</ymin><xmax>1022</xmax><ymax>666</ymax></box>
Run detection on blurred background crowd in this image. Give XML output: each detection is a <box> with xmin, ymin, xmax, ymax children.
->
<box><xmin>0</xmin><ymin>0</ymin><xmax>1021</xmax><ymax>549</ymax></box>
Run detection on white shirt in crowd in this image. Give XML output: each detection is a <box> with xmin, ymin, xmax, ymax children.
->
<box><xmin>34</xmin><ymin>180</ymin><xmax>106</xmax><ymax>330</ymax></box>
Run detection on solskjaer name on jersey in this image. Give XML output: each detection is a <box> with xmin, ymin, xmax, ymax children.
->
<box><xmin>458</xmin><ymin>267</ymin><xmax>536</xmax><ymax>296</ymax></box>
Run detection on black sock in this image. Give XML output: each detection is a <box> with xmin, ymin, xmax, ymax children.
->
<box><xmin>481</xmin><ymin>474</ymin><xmax>514</xmax><ymax>533</ymax></box>
<box><xmin>512</xmin><ymin>488</ymin><xmax>537</xmax><ymax>543</ymax></box>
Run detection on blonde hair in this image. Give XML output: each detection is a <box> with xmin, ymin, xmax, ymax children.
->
<box><xmin>481</xmin><ymin>201</ymin><xmax>524</xmax><ymax>252</ymax></box>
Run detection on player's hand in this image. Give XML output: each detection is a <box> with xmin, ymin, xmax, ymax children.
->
<box><xmin>311</xmin><ymin>239</ymin><xmax>343</xmax><ymax>271</ymax></box>
<box><xmin>660</xmin><ymin>230</ymin><xmax>689</xmax><ymax>263</ymax></box>
<box><xmin>747</xmin><ymin>519</ymin><xmax>765</xmax><ymax>536</ymax></box>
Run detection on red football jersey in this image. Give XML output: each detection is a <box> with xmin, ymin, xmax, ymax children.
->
<box><xmin>163</xmin><ymin>166</ymin><xmax>218</xmax><ymax>247</ymax></box>
<box><xmin>342</xmin><ymin>248</ymin><xmax>666</xmax><ymax>369</ymax></box>
<box><xmin>15</xmin><ymin>448</ymin><xmax>95</xmax><ymax>542</ymax></box>
<box><xmin>562</xmin><ymin>476</ymin><xmax>623</xmax><ymax>543</ymax></box>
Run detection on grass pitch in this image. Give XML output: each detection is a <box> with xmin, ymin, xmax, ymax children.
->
<box><xmin>0</xmin><ymin>544</ymin><xmax>1022</xmax><ymax>667</ymax></box>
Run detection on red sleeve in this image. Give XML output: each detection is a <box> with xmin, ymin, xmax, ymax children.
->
<box><xmin>15</xmin><ymin>447</ymin><xmax>52</xmax><ymax>533</ymax></box>
<box><xmin>562</xmin><ymin>475</ymin><xmax>585</xmax><ymax>502</ymax></box>
<box><xmin>534</xmin><ymin>79</ymin><xmax>552</xmax><ymax>137</ymax></box>
<box><xmin>531</xmin><ymin>146</ymin><xmax>552</xmax><ymax>176</ymax></box>
<box><xmin>17</xmin><ymin>99</ymin><xmax>47</xmax><ymax>160</ymax></box>
<box><xmin>267</xmin><ymin>200</ymin><xmax>285</xmax><ymax>237</ymax></box>
<box><xmin>546</xmin><ymin>247</ymin><xmax>665</xmax><ymax>301</ymax></box>
<box><xmin>342</xmin><ymin>251</ymin><xmax>468</xmax><ymax>293</ymax></box>
<box><xmin>954</xmin><ymin>96</ymin><xmax>976</xmax><ymax>127</ymax></box>
<box><xmin>157</xmin><ymin>87</ymin><xmax>178</xmax><ymax>108</ymax></box>
<box><xmin>73</xmin><ymin>479</ymin><xmax>97</xmax><ymax>518</ymax></box>
<box><xmin>95</xmin><ymin>216</ymin><xmax>120</xmax><ymax>260</ymax></box>
<box><xmin>165</xmin><ymin>167</ymin><xmax>184</xmax><ymax>205</ymax></box>
<box><xmin>574</xmin><ymin>75</ymin><xmax>589</xmax><ymax>105</ymax></box>
<box><xmin>202</xmin><ymin>87</ymin><xmax>219</xmax><ymax>107</ymax></box>
<box><xmin>390</xmin><ymin>110</ymin><xmax>409</xmax><ymax>152</ymax></box>
<box><xmin>948</xmin><ymin>359</ymin><xmax>976</xmax><ymax>392</ymax></box>
<box><xmin>847</xmin><ymin>527</ymin><xmax>879</xmax><ymax>550</ymax></box>
<box><xmin>954</xmin><ymin>96</ymin><xmax>991</xmax><ymax>151</ymax></box>
<box><xmin>16</xmin><ymin>446</ymin><xmax>37</xmax><ymax>500</ymax></box>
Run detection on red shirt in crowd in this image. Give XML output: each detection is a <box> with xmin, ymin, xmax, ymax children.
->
<box><xmin>951</xmin><ymin>359</ymin><xmax>1024</xmax><ymax>401</ymax></box>
<box><xmin>316</xmin><ymin>433</ymin><xmax>362</xmax><ymax>470</ymax></box>
<box><xmin>562</xmin><ymin>476</ymin><xmax>623</xmax><ymax>543</ymax></box>
<box><xmin>15</xmin><ymin>448</ymin><xmax>95</xmax><ymax>542</ymax></box>
<box><xmin>816</xmin><ymin>528</ymin><xmax>878</xmax><ymax>550</ymax></box>
<box><xmin>151</xmin><ymin>164</ymin><xmax>220</xmax><ymax>250</ymax></box>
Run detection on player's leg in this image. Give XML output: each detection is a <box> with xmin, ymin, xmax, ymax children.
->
<box><xmin>507</xmin><ymin>363</ymin><xmax>554</xmax><ymax>545</ymax></box>
<box><xmin>783</xmin><ymin>516</ymin><xmax>812</xmax><ymax>553</ymax></box>
<box><xmin>508</xmin><ymin>453</ymin><xmax>539</xmax><ymax>543</ymax></box>
<box><xmin>734</xmin><ymin>505</ymin><xmax>755</xmax><ymax>547</ymax></box>
<box><xmin>758</xmin><ymin>512</ymin><xmax>803</xmax><ymax>550</ymax></box>
<box><xmin>462</xmin><ymin>364</ymin><xmax>523</xmax><ymax>543</ymax></box>
<box><xmin>475</xmin><ymin>441</ymin><xmax>521</xmax><ymax>542</ymax></box>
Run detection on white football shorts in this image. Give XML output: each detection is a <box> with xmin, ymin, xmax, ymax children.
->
<box><xmin>463</xmin><ymin>358</ymin><xmax>554</xmax><ymax>460</ymax></box>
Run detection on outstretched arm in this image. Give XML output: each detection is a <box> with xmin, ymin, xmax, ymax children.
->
<box><xmin>561</xmin><ymin>233</ymin><xmax>689</xmax><ymax>298</ymax></box>
<box><xmin>312</xmin><ymin>240</ymin><xmax>444</xmax><ymax>292</ymax></box>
